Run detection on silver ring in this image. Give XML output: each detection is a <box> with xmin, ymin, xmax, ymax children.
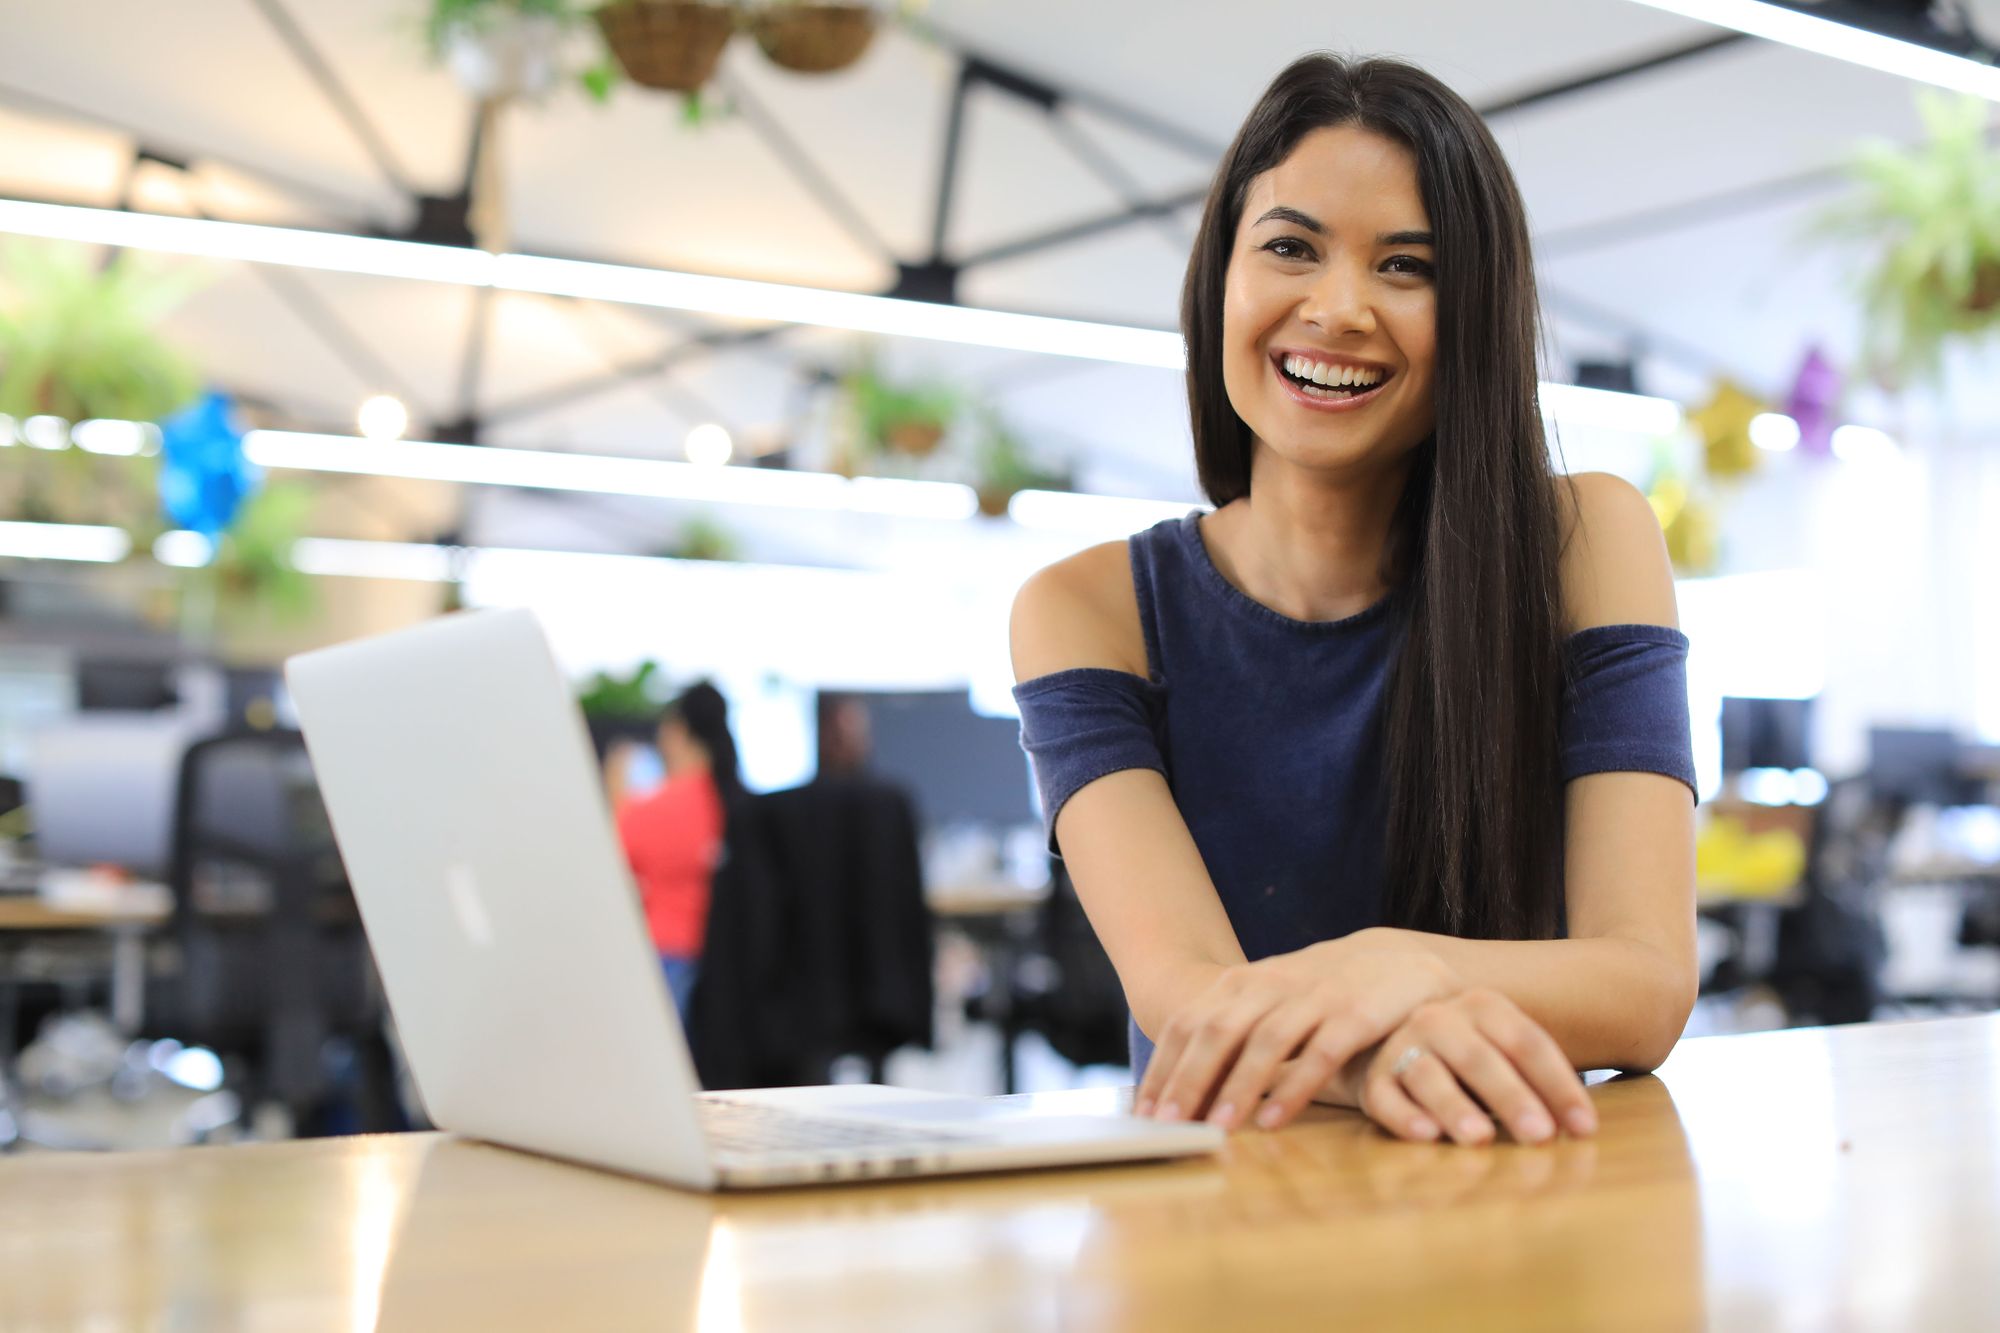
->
<box><xmin>1389</xmin><ymin>1044</ymin><xmax>1428</xmax><ymax>1079</ymax></box>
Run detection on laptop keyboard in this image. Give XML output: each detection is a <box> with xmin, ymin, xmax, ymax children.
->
<box><xmin>698</xmin><ymin>1097</ymin><xmax>985</xmax><ymax>1156</ymax></box>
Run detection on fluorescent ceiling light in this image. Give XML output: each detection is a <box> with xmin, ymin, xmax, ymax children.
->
<box><xmin>1007</xmin><ymin>488</ymin><xmax>1199</xmax><ymax>536</ymax></box>
<box><xmin>1749</xmin><ymin>411</ymin><xmax>1802</xmax><ymax>451</ymax></box>
<box><xmin>291</xmin><ymin>537</ymin><xmax>461</xmax><ymax>582</ymax></box>
<box><xmin>1624</xmin><ymin>0</ymin><xmax>2000</xmax><ymax>100</ymax></box>
<box><xmin>72</xmin><ymin>418</ymin><xmax>159</xmax><ymax>456</ymax></box>
<box><xmin>0</xmin><ymin>520</ymin><xmax>131</xmax><ymax>563</ymax></box>
<box><xmin>0</xmin><ymin>198</ymin><xmax>1185</xmax><ymax>369</ymax></box>
<box><xmin>1539</xmin><ymin>382</ymin><xmax>1684</xmax><ymax>435</ymax></box>
<box><xmin>244</xmin><ymin>429</ymin><xmax>980</xmax><ymax>521</ymax></box>
<box><xmin>152</xmin><ymin>530</ymin><xmax>216</xmax><ymax>567</ymax></box>
<box><xmin>1830</xmin><ymin>422</ymin><xmax>1899</xmax><ymax>462</ymax></box>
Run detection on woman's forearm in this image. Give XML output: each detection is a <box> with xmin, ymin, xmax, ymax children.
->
<box><xmin>1353</xmin><ymin>927</ymin><xmax>1696</xmax><ymax>1072</ymax></box>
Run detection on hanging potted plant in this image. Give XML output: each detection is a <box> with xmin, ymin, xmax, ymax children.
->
<box><xmin>747</xmin><ymin>1</ymin><xmax>878</xmax><ymax>74</ymax></box>
<box><xmin>577</xmin><ymin>659</ymin><xmax>674</xmax><ymax>755</ymax></box>
<box><xmin>972</xmin><ymin>409</ymin><xmax>1068</xmax><ymax>519</ymax></box>
<box><xmin>1815</xmin><ymin>90</ymin><xmax>2000</xmax><ymax>389</ymax></box>
<box><xmin>838</xmin><ymin>353</ymin><xmax>960</xmax><ymax>464</ymax></box>
<box><xmin>594</xmin><ymin>0</ymin><xmax>737</xmax><ymax>94</ymax></box>
<box><xmin>0</xmin><ymin>239</ymin><xmax>204</xmax><ymax>538</ymax></box>
<box><xmin>0</xmin><ymin>239</ymin><xmax>204</xmax><ymax>426</ymax></box>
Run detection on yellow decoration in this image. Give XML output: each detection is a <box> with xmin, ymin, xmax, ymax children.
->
<box><xmin>1662</xmin><ymin>491</ymin><xmax>1720</xmax><ymax>576</ymax></box>
<box><xmin>1696</xmin><ymin>815</ymin><xmax>1808</xmax><ymax>900</ymax></box>
<box><xmin>1687</xmin><ymin>380</ymin><xmax>1767</xmax><ymax>479</ymax></box>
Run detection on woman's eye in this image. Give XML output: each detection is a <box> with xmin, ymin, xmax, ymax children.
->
<box><xmin>1262</xmin><ymin>238</ymin><xmax>1313</xmax><ymax>261</ymax></box>
<box><xmin>1383</xmin><ymin>254</ymin><xmax>1435</xmax><ymax>277</ymax></box>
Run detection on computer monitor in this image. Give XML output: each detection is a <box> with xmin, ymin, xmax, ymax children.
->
<box><xmin>76</xmin><ymin>658</ymin><xmax>179</xmax><ymax>712</ymax></box>
<box><xmin>1868</xmin><ymin>727</ymin><xmax>1976</xmax><ymax>807</ymax></box>
<box><xmin>24</xmin><ymin>715</ymin><xmax>194</xmax><ymax>875</ymax></box>
<box><xmin>829</xmin><ymin>690</ymin><xmax>1036</xmax><ymax>829</ymax></box>
<box><xmin>1721</xmin><ymin>697</ymin><xmax>1814</xmax><ymax>773</ymax></box>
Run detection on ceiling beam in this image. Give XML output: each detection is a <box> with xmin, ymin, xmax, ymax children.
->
<box><xmin>247</xmin><ymin>0</ymin><xmax>417</xmax><ymax>201</ymax></box>
<box><xmin>1477</xmin><ymin>31</ymin><xmax>1754</xmax><ymax>118</ymax></box>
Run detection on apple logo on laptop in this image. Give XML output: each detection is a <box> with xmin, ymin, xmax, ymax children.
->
<box><xmin>445</xmin><ymin>863</ymin><xmax>496</xmax><ymax>947</ymax></box>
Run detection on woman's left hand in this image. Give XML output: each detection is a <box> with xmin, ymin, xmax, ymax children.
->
<box><xmin>1342</xmin><ymin>988</ymin><xmax>1597</xmax><ymax>1145</ymax></box>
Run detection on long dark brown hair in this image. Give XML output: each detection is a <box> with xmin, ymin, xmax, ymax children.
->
<box><xmin>1180</xmin><ymin>53</ymin><xmax>1568</xmax><ymax>940</ymax></box>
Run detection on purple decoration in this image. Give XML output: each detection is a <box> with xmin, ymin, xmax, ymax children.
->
<box><xmin>1784</xmin><ymin>346</ymin><xmax>1841</xmax><ymax>459</ymax></box>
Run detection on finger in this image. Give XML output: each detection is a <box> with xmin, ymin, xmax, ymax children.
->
<box><xmin>1256</xmin><ymin>1009</ymin><xmax>1387</xmax><ymax>1130</ymax></box>
<box><xmin>1397</xmin><ymin>1048</ymin><xmax>1495</xmax><ymax>1145</ymax></box>
<box><xmin>1150</xmin><ymin>995</ymin><xmax>1282</xmax><ymax>1122</ymax></box>
<box><xmin>1204</xmin><ymin>1001</ymin><xmax>1325</xmax><ymax>1131</ymax></box>
<box><xmin>1356</xmin><ymin>1061</ymin><xmax>1442</xmax><ymax>1142</ymax></box>
<box><xmin>1475</xmin><ymin>1004</ymin><xmax>1596</xmax><ymax>1137</ymax></box>
<box><xmin>1427</xmin><ymin>1024</ymin><xmax>1557</xmax><ymax>1145</ymax></box>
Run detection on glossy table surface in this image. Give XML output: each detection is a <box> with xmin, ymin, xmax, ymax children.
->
<box><xmin>2</xmin><ymin>1014</ymin><xmax>1997</xmax><ymax>1331</ymax></box>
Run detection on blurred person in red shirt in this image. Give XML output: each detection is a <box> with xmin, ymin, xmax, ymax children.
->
<box><xmin>603</xmin><ymin>682</ymin><xmax>743</xmax><ymax>1016</ymax></box>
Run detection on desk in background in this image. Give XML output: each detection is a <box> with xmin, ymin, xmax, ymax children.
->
<box><xmin>2</xmin><ymin>1014</ymin><xmax>1996</xmax><ymax>1329</ymax></box>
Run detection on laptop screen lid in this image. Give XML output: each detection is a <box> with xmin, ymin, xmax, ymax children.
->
<box><xmin>287</xmin><ymin>608</ymin><xmax>718</xmax><ymax>1189</ymax></box>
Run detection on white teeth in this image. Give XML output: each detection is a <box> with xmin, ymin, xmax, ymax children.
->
<box><xmin>1281</xmin><ymin>355</ymin><xmax>1384</xmax><ymax>390</ymax></box>
<box><xmin>1282</xmin><ymin>355</ymin><xmax>1382</xmax><ymax>388</ymax></box>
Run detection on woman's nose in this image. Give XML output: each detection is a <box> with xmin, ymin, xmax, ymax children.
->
<box><xmin>1299</xmin><ymin>261</ymin><xmax>1377</xmax><ymax>337</ymax></box>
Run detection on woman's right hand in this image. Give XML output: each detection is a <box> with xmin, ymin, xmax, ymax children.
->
<box><xmin>1136</xmin><ymin>933</ymin><xmax>1463</xmax><ymax>1132</ymax></box>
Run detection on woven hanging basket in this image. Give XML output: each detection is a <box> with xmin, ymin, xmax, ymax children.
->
<box><xmin>1969</xmin><ymin>261</ymin><xmax>2000</xmax><ymax>317</ymax></box>
<box><xmin>882</xmin><ymin>420</ymin><xmax>944</xmax><ymax>457</ymax></box>
<box><xmin>749</xmin><ymin>4</ymin><xmax>877</xmax><ymax>74</ymax></box>
<box><xmin>595</xmin><ymin>1</ymin><xmax>738</xmax><ymax>93</ymax></box>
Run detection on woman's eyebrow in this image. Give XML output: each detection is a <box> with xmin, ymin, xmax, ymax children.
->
<box><xmin>1250</xmin><ymin>208</ymin><xmax>1434</xmax><ymax>249</ymax></box>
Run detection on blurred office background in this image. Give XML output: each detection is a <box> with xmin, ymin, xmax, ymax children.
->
<box><xmin>2</xmin><ymin>0</ymin><xmax>1999</xmax><ymax>1150</ymax></box>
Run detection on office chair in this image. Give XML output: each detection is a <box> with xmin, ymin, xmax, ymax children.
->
<box><xmin>153</xmin><ymin>728</ymin><xmax>401</xmax><ymax>1135</ymax></box>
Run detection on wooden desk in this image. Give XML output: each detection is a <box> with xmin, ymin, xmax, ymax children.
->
<box><xmin>0</xmin><ymin>883</ymin><xmax>170</xmax><ymax>1035</ymax></box>
<box><xmin>2</xmin><ymin>1015</ymin><xmax>1996</xmax><ymax>1330</ymax></box>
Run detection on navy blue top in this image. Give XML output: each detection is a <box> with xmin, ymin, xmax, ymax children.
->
<box><xmin>1012</xmin><ymin>510</ymin><xmax>1697</xmax><ymax>1075</ymax></box>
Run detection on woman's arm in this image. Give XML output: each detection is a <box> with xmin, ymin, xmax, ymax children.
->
<box><xmin>1361</xmin><ymin>472</ymin><xmax>1698</xmax><ymax>1071</ymax></box>
<box><xmin>1010</xmin><ymin>547</ymin><xmax>1249</xmax><ymax>1036</ymax></box>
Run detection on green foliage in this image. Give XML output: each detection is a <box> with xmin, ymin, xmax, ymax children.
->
<box><xmin>0</xmin><ymin>443</ymin><xmax>165</xmax><ymax>534</ymax></box>
<box><xmin>0</xmin><ymin>240</ymin><xmax>205</xmax><ymax>423</ymax></box>
<box><xmin>973</xmin><ymin>406</ymin><xmax>1067</xmax><ymax>495</ymax></box>
<box><xmin>1815</xmin><ymin>91</ymin><xmax>2000</xmax><ymax>388</ymax></box>
<box><xmin>577</xmin><ymin>659</ymin><xmax>671</xmax><ymax>719</ymax></box>
<box><xmin>422</xmin><ymin>0</ymin><xmax>583</xmax><ymax>55</ymax></box>
<box><xmin>840</xmin><ymin>350</ymin><xmax>961</xmax><ymax>454</ymax></box>
<box><xmin>421</xmin><ymin>0</ymin><xmax>623</xmax><ymax>103</ymax></box>
<box><xmin>187</xmin><ymin>482</ymin><xmax>318</xmax><ymax>627</ymax></box>
<box><xmin>664</xmin><ymin>513</ymin><xmax>740</xmax><ymax>562</ymax></box>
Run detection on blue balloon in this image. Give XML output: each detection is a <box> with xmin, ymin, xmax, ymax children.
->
<box><xmin>158</xmin><ymin>390</ymin><xmax>259</xmax><ymax>538</ymax></box>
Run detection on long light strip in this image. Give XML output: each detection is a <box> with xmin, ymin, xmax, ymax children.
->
<box><xmin>0</xmin><ymin>198</ymin><xmax>1709</xmax><ymax>429</ymax></box>
<box><xmin>1007</xmin><ymin>489</ymin><xmax>1197</xmax><ymax>535</ymax></box>
<box><xmin>0</xmin><ymin>199</ymin><xmax>1185</xmax><ymax>369</ymax></box>
<box><xmin>1625</xmin><ymin>0</ymin><xmax>2000</xmax><ymax>100</ymax></box>
<box><xmin>243</xmin><ymin>430</ymin><xmax>981</xmax><ymax>521</ymax></box>
<box><xmin>1538</xmin><ymin>382</ymin><xmax>1683</xmax><ymax>435</ymax></box>
<box><xmin>0</xmin><ymin>520</ymin><xmax>130</xmax><ymax>562</ymax></box>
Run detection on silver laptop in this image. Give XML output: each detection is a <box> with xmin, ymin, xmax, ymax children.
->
<box><xmin>285</xmin><ymin>608</ymin><xmax>1221</xmax><ymax>1191</ymax></box>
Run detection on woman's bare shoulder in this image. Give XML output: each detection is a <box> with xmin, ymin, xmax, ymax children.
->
<box><xmin>1553</xmin><ymin>471</ymin><xmax>1679</xmax><ymax>632</ymax></box>
<box><xmin>1009</xmin><ymin>540</ymin><xmax>1150</xmax><ymax>682</ymax></box>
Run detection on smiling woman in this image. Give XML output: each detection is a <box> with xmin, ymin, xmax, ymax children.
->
<box><xmin>1009</xmin><ymin>54</ymin><xmax>1698</xmax><ymax>1148</ymax></box>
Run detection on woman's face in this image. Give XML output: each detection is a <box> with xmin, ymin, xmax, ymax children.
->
<box><xmin>1221</xmin><ymin>124</ymin><xmax>1437</xmax><ymax>481</ymax></box>
<box><xmin>658</xmin><ymin>714</ymin><xmax>698</xmax><ymax>775</ymax></box>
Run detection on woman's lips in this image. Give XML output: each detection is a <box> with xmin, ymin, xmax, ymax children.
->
<box><xmin>1271</xmin><ymin>358</ymin><xmax>1392</xmax><ymax>414</ymax></box>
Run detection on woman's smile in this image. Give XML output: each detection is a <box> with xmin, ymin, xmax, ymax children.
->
<box><xmin>1269</xmin><ymin>348</ymin><xmax>1396</xmax><ymax>414</ymax></box>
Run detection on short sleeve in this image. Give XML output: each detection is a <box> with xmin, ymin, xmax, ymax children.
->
<box><xmin>1013</xmin><ymin>667</ymin><xmax>1168</xmax><ymax>858</ymax></box>
<box><xmin>1560</xmin><ymin>624</ymin><xmax>1697</xmax><ymax>799</ymax></box>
